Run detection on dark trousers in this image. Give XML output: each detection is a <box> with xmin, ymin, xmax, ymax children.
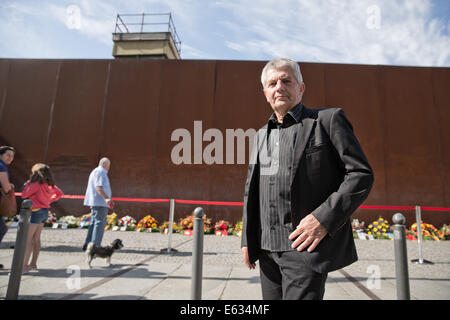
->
<box><xmin>259</xmin><ymin>249</ymin><xmax>328</xmax><ymax>300</ymax></box>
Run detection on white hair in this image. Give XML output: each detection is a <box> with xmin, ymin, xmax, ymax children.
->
<box><xmin>99</xmin><ymin>157</ymin><xmax>110</xmax><ymax>167</ymax></box>
<box><xmin>261</xmin><ymin>58</ymin><xmax>303</xmax><ymax>88</ymax></box>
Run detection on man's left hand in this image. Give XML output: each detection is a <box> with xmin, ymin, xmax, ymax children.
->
<box><xmin>289</xmin><ymin>214</ymin><xmax>328</xmax><ymax>253</ymax></box>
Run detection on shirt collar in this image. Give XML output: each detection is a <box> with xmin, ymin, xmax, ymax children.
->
<box><xmin>268</xmin><ymin>102</ymin><xmax>303</xmax><ymax>128</ymax></box>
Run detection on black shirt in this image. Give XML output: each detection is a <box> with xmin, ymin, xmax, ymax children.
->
<box><xmin>259</xmin><ymin>103</ymin><xmax>303</xmax><ymax>251</ymax></box>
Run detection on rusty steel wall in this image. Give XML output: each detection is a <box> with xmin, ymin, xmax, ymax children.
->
<box><xmin>0</xmin><ymin>58</ymin><xmax>449</xmax><ymax>227</ymax></box>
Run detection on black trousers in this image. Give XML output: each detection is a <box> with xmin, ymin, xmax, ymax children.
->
<box><xmin>259</xmin><ymin>250</ymin><xmax>328</xmax><ymax>300</ymax></box>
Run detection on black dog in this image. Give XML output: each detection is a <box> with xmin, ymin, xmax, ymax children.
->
<box><xmin>86</xmin><ymin>239</ymin><xmax>123</xmax><ymax>268</ymax></box>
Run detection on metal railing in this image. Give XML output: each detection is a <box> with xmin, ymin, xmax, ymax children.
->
<box><xmin>114</xmin><ymin>13</ymin><xmax>181</xmax><ymax>54</ymax></box>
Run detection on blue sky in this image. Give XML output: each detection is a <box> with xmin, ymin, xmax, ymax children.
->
<box><xmin>0</xmin><ymin>0</ymin><xmax>449</xmax><ymax>66</ymax></box>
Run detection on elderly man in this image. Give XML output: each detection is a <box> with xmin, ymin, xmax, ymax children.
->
<box><xmin>82</xmin><ymin>157</ymin><xmax>113</xmax><ymax>250</ymax></box>
<box><xmin>241</xmin><ymin>58</ymin><xmax>374</xmax><ymax>300</ymax></box>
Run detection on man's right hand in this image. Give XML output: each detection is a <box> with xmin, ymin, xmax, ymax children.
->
<box><xmin>241</xmin><ymin>246</ymin><xmax>256</xmax><ymax>270</ymax></box>
<box><xmin>106</xmin><ymin>198</ymin><xmax>113</xmax><ymax>207</ymax></box>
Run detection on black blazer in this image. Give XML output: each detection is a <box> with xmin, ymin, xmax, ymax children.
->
<box><xmin>242</xmin><ymin>105</ymin><xmax>374</xmax><ymax>273</ymax></box>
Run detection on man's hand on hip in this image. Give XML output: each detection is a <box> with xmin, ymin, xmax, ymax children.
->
<box><xmin>289</xmin><ymin>214</ymin><xmax>328</xmax><ymax>253</ymax></box>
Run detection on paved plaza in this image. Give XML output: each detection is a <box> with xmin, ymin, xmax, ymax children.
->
<box><xmin>0</xmin><ymin>227</ymin><xmax>449</xmax><ymax>300</ymax></box>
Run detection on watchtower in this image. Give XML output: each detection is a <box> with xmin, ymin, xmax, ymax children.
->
<box><xmin>112</xmin><ymin>13</ymin><xmax>181</xmax><ymax>59</ymax></box>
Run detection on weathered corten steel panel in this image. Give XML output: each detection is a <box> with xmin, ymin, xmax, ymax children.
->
<box><xmin>208</xmin><ymin>60</ymin><xmax>268</xmax><ymax>222</ymax></box>
<box><xmin>431</xmin><ymin>68</ymin><xmax>450</xmax><ymax>210</ymax></box>
<box><xmin>0</xmin><ymin>59</ymin><xmax>10</xmax><ymax>127</ymax></box>
<box><xmin>99</xmin><ymin>59</ymin><xmax>164</xmax><ymax>218</ymax></box>
<box><xmin>152</xmin><ymin>59</ymin><xmax>217</xmax><ymax>222</ymax></box>
<box><xmin>0</xmin><ymin>60</ymin><xmax>60</xmax><ymax>187</ymax></box>
<box><xmin>322</xmin><ymin>63</ymin><xmax>388</xmax><ymax>223</ymax></box>
<box><xmin>45</xmin><ymin>59</ymin><xmax>110</xmax><ymax>215</ymax></box>
<box><xmin>379</xmin><ymin>66</ymin><xmax>448</xmax><ymax>226</ymax></box>
<box><xmin>0</xmin><ymin>58</ymin><xmax>449</xmax><ymax>227</ymax></box>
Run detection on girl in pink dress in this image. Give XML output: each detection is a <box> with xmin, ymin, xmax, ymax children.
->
<box><xmin>21</xmin><ymin>163</ymin><xmax>63</xmax><ymax>273</ymax></box>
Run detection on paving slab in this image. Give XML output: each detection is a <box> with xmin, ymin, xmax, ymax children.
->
<box><xmin>1</xmin><ymin>228</ymin><xmax>449</xmax><ymax>300</ymax></box>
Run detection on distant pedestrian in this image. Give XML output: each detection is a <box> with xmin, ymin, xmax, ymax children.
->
<box><xmin>21</xmin><ymin>163</ymin><xmax>64</xmax><ymax>273</ymax></box>
<box><xmin>82</xmin><ymin>157</ymin><xmax>113</xmax><ymax>250</ymax></box>
<box><xmin>0</xmin><ymin>146</ymin><xmax>16</xmax><ymax>269</ymax></box>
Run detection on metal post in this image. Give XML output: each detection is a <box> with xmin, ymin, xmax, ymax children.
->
<box><xmin>191</xmin><ymin>207</ymin><xmax>204</xmax><ymax>300</ymax></box>
<box><xmin>392</xmin><ymin>213</ymin><xmax>411</xmax><ymax>300</ymax></box>
<box><xmin>160</xmin><ymin>199</ymin><xmax>177</xmax><ymax>253</ymax></box>
<box><xmin>167</xmin><ymin>199</ymin><xmax>175</xmax><ymax>253</ymax></box>
<box><xmin>6</xmin><ymin>199</ymin><xmax>33</xmax><ymax>300</ymax></box>
<box><xmin>411</xmin><ymin>205</ymin><xmax>433</xmax><ymax>264</ymax></box>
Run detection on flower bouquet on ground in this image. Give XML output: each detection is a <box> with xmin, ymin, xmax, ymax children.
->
<box><xmin>203</xmin><ymin>215</ymin><xmax>213</xmax><ymax>234</ymax></box>
<box><xmin>136</xmin><ymin>215</ymin><xmax>159</xmax><ymax>232</ymax></box>
<box><xmin>78</xmin><ymin>213</ymin><xmax>91</xmax><ymax>229</ymax></box>
<box><xmin>44</xmin><ymin>211</ymin><xmax>57</xmax><ymax>227</ymax></box>
<box><xmin>160</xmin><ymin>221</ymin><xmax>179</xmax><ymax>234</ymax></box>
<box><xmin>233</xmin><ymin>220</ymin><xmax>243</xmax><ymax>237</ymax></box>
<box><xmin>406</xmin><ymin>221</ymin><xmax>444</xmax><ymax>241</ymax></box>
<box><xmin>178</xmin><ymin>213</ymin><xmax>213</xmax><ymax>236</ymax></box>
<box><xmin>179</xmin><ymin>215</ymin><xmax>194</xmax><ymax>236</ymax></box>
<box><xmin>439</xmin><ymin>224</ymin><xmax>450</xmax><ymax>240</ymax></box>
<box><xmin>351</xmin><ymin>219</ymin><xmax>367</xmax><ymax>239</ymax></box>
<box><xmin>214</xmin><ymin>220</ymin><xmax>232</xmax><ymax>236</ymax></box>
<box><xmin>117</xmin><ymin>215</ymin><xmax>137</xmax><ymax>231</ymax></box>
<box><xmin>105</xmin><ymin>212</ymin><xmax>118</xmax><ymax>231</ymax></box>
<box><xmin>367</xmin><ymin>217</ymin><xmax>393</xmax><ymax>239</ymax></box>
<box><xmin>57</xmin><ymin>215</ymin><xmax>80</xmax><ymax>228</ymax></box>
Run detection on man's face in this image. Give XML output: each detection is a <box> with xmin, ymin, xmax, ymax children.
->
<box><xmin>263</xmin><ymin>66</ymin><xmax>305</xmax><ymax>114</ymax></box>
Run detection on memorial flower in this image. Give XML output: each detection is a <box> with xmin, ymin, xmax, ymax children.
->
<box><xmin>45</xmin><ymin>211</ymin><xmax>57</xmax><ymax>227</ymax></box>
<box><xmin>118</xmin><ymin>215</ymin><xmax>137</xmax><ymax>230</ymax></box>
<box><xmin>78</xmin><ymin>213</ymin><xmax>91</xmax><ymax>228</ymax></box>
<box><xmin>179</xmin><ymin>213</ymin><xmax>213</xmax><ymax>234</ymax></box>
<box><xmin>136</xmin><ymin>214</ymin><xmax>159</xmax><ymax>232</ymax></box>
<box><xmin>439</xmin><ymin>224</ymin><xmax>450</xmax><ymax>240</ymax></box>
<box><xmin>57</xmin><ymin>215</ymin><xmax>80</xmax><ymax>228</ymax></box>
<box><xmin>105</xmin><ymin>212</ymin><xmax>118</xmax><ymax>231</ymax></box>
<box><xmin>214</xmin><ymin>220</ymin><xmax>232</xmax><ymax>236</ymax></box>
<box><xmin>159</xmin><ymin>221</ymin><xmax>179</xmax><ymax>234</ymax></box>
<box><xmin>233</xmin><ymin>220</ymin><xmax>243</xmax><ymax>237</ymax></box>
<box><xmin>367</xmin><ymin>217</ymin><xmax>392</xmax><ymax>239</ymax></box>
<box><xmin>407</xmin><ymin>221</ymin><xmax>443</xmax><ymax>241</ymax></box>
<box><xmin>351</xmin><ymin>219</ymin><xmax>365</xmax><ymax>232</ymax></box>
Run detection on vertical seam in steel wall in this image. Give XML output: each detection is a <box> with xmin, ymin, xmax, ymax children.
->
<box><xmin>376</xmin><ymin>65</ymin><xmax>389</xmax><ymax>205</ymax></box>
<box><xmin>97</xmin><ymin>61</ymin><xmax>112</xmax><ymax>163</ymax></box>
<box><xmin>0</xmin><ymin>60</ymin><xmax>11</xmax><ymax>125</ymax></box>
<box><xmin>429</xmin><ymin>68</ymin><xmax>446</xmax><ymax>205</ymax></box>
<box><xmin>43</xmin><ymin>61</ymin><xmax>62</xmax><ymax>163</ymax></box>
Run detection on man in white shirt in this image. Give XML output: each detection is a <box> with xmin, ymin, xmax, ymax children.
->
<box><xmin>82</xmin><ymin>157</ymin><xmax>112</xmax><ymax>250</ymax></box>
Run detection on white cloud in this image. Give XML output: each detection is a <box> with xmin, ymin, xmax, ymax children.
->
<box><xmin>216</xmin><ymin>0</ymin><xmax>450</xmax><ymax>66</ymax></box>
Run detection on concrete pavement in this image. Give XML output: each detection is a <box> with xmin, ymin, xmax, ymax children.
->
<box><xmin>0</xmin><ymin>227</ymin><xmax>449</xmax><ymax>300</ymax></box>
